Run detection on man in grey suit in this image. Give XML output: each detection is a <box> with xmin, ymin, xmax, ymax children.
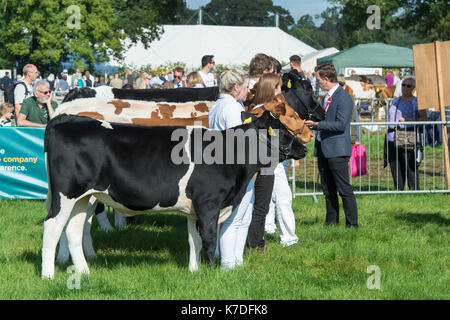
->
<box><xmin>305</xmin><ymin>64</ymin><xmax>358</xmax><ymax>228</ymax></box>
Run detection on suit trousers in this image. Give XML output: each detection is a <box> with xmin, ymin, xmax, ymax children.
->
<box><xmin>317</xmin><ymin>142</ymin><xmax>358</xmax><ymax>227</ymax></box>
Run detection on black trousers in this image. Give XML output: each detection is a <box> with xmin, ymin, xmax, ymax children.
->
<box><xmin>247</xmin><ymin>172</ymin><xmax>275</xmax><ymax>248</ymax></box>
<box><xmin>317</xmin><ymin>142</ymin><xmax>358</xmax><ymax>227</ymax></box>
<box><xmin>389</xmin><ymin>148</ymin><xmax>419</xmax><ymax>190</ymax></box>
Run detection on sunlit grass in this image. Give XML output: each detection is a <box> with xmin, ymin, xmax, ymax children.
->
<box><xmin>0</xmin><ymin>194</ymin><xmax>448</xmax><ymax>299</ymax></box>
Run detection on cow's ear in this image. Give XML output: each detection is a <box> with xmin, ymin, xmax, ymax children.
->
<box><xmin>273</xmin><ymin>103</ymin><xmax>286</xmax><ymax>117</ymax></box>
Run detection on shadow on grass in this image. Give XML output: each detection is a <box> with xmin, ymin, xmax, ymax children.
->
<box><xmin>395</xmin><ymin>212</ymin><xmax>449</xmax><ymax>227</ymax></box>
<box><xmin>21</xmin><ymin>212</ymin><xmax>205</xmax><ymax>276</ymax></box>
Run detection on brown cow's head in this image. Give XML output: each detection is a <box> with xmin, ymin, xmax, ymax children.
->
<box><xmin>247</xmin><ymin>93</ymin><xmax>314</xmax><ymax>144</ymax></box>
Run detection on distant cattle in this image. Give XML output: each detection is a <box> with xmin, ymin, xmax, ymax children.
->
<box><xmin>343</xmin><ymin>80</ymin><xmax>385</xmax><ymax>99</ymax></box>
<box><xmin>42</xmin><ymin>111</ymin><xmax>307</xmax><ymax>278</ymax></box>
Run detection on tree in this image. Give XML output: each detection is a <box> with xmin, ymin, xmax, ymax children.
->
<box><xmin>399</xmin><ymin>0</ymin><xmax>449</xmax><ymax>41</ymax></box>
<box><xmin>326</xmin><ymin>0</ymin><xmax>447</xmax><ymax>47</ymax></box>
<box><xmin>202</xmin><ymin>0</ymin><xmax>294</xmax><ymax>31</ymax></box>
<box><xmin>288</xmin><ymin>10</ymin><xmax>342</xmax><ymax>50</ymax></box>
<box><xmin>113</xmin><ymin>0</ymin><xmax>187</xmax><ymax>48</ymax></box>
<box><xmin>0</xmin><ymin>0</ymin><xmax>187</xmax><ymax>72</ymax></box>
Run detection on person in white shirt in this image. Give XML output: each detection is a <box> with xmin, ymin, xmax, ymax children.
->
<box><xmin>208</xmin><ymin>66</ymin><xmax>253</xmax><ymax>270</ymax></box>
<box><xmin>198</xmin><ymin>55</ymin><xmax>216</xmax><ymax>87</ymax></box>
<box><xmin>14</xmin><ymin>64</ymin><xmax>38</xmax><ymax>116</ymax></box>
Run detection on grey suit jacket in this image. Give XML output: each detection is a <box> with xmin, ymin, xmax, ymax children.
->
<box><xmin>314</xmin><ymin>85</ymin><xmax>353</xmax><ymax>158</ymax></box>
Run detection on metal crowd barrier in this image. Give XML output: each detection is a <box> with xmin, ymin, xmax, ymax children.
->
<box><xmin>291</xmin><ymin>120</ymin><xmax>450</xmax><ymax>200</ymax></box>
<box><xmin>353</xmin><ymin>97</ymin><xmax>394</xmax><ymax>122</ymax></box>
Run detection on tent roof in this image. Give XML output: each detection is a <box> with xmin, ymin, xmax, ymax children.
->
<box><xmin>116</xmin><ymin>25</ymin><xmax>317</xmax><ymax>69</ymax></box>
<box><xmin>316</xmin><ymin>43</ymin><xmax>414</xmax><ymax>72</ymax></box>
<box><xmin>300</xmin><ymin>47</ymin><xmax>340</xmax><ymax>73</ymax></box>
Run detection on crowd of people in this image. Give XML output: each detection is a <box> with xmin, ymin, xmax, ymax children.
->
<box><xmin>2</xmin><ymin>50</ymin><xmax>441</xmax><ymax>270</ymax></box>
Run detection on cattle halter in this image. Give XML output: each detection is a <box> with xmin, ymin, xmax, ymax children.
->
<box><xmin>257</xmin><ymin>104</ymin><xmax>307</xmax><ymax>136</ymax></box>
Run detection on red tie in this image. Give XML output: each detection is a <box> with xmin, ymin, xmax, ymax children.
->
<box><xmin>324</xmin><ymin>96</ymin><xmax>332</xmax><ymax>111</ymax></box>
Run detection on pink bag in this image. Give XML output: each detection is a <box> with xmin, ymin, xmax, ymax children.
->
<box><xmin>350</xmin><ymin>142</ymin><xmax>367</xmax><ymax>177</ymax></box>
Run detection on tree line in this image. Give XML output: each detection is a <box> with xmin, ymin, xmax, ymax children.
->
<box><xmin>0</xmin><ymin>0</ymin><xmax>447</xmax><ymax>72</ymax></box>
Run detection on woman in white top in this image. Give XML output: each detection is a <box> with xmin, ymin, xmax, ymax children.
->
<box><xmin>208</xmin><ymin>66</ymin><xmax>253</xmax><ymax>270</ymax></box>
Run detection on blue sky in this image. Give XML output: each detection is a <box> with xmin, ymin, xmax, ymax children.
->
<box><xmin>184</xmin><ymin>0</ymin><xmax>332</xmax><ymax>24</ymax></box>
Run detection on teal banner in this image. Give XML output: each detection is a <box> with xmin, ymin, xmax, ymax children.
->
<box><xmin>0</xmin><ymin>127</ymin><xmax>47</xmax><ymax>199</ymax></box>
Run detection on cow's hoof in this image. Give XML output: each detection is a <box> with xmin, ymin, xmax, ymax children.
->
<box><xmin>56</xmin><ymin>256</ymin><xmax>70</xmax><ymax>265</ymax></box>
<box><xmin>41</xmin><ymin>272</ymin><xmax>54</xmax><ymax>280</ymax></box>
<box><xmin>189</xmin><ymin>265</ymin><xmax>199</xmax><ymax>273</ymax></box>
<box><xmin>114</xmin><ymin>211</ymin><xmax>127</xmax><ymax>229</ymax></box>
<box><xmin>76</xmin><ymin>267</ymin><xmax>90</xmax><ymax>275</ymax></box>
<box><xmin>96</xmin><ymin>211</ymin><xmax>114</xmax><ymax>233</ymax></box>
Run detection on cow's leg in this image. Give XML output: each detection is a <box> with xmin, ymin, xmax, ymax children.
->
<box><xmin>65</xmin><ymin>196</ymin><xmax>90</xmax><ymax>275</ymax></box>
<box><xmin>82</xmin><ymin>199</ymin><xmax>97</xmax><ymax>260</ymax></box>
<box><xmin>95</xmin><ymin>201</ymin><xmax>114</xmax><ymax>233</ymax></box>
<box><xmin>42</xmin><ymin>197</ymin><xmax>77</xmax><ymax>279</ymax></box>
<box><xmin>114</xmin><ymin>210</ymin><xmax>127</xmax><ymax>229</ymax></box>
<box><xmin>195</xmin><ymin>206</ymin><xmax>220</xmax><ymax>266</ymax></box>
<box><xmin>187</xmin><ymin>217</ymin><xmax>202</xmax><ymax>272</ymax></box>
<box><xmin>57</xmin><ymin>198</ymin><xmax>98</xmax><ymax>264</ymax></box>
<box><xmin>56</xmin><ymin>230</ymin><xmax>70</xmax><ymax>265</ymax></box>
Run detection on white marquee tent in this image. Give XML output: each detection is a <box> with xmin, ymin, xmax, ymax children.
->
<box><xmin>298</xmin><ymin>47</ymin><xmax>340</xmax><ymax>73</ymax></box>
<box><xmin>113</xmin><ymin>25</ymin><xmax>317</xmax><ymax>70</ymax></box>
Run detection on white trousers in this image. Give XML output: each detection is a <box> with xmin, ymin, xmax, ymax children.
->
<box><xmin>265</xmin><ymin>162</ymin><xmax>298</xmax><ymax>246</ymax></box>
<box><xmin>220</xmin><ymin>179</ymin><xmax>254</xmax><ymax>269</ymax></box>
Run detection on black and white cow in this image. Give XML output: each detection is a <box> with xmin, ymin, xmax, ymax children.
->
<box><xmin>62</xmin><ymin>86</ymin><xmax>220</xmax><ymax>103</ymax></box>
<box><xmin>42</xmin><ymin>111</ymin><xmax>307</xmax><ymax>278</ymax></box>
<box><xmin>59</xmin><ymin>86</ymin><xmax>220</xmax><ymax>231</ymax></box>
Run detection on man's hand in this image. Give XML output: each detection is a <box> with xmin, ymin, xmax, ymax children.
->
<box><xmin>305</xmin><ymin>120</ymin><xmax>318</xmax><ymax>127</ymax></box>
<box><xmin>46</xmin><ymin>93</ymin><xmax>53</xmax><ymax>106</ymax></box>
<box><xmin>46</xmin><ymin>94</ymin><xmax>55</xmax><ymax>119</ymax></box>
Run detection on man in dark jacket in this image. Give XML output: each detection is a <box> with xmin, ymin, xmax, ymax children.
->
<box><xmin>0</xmin><ymin>72</ymin><xmax>13</xmax><ymax>91</ymax></box>
<box><xmin>305</xmin><ymin>64</ymin><xmax>358</xmax><ymax>228</ymax></box>
<box><xmin>288</xmin><ymin>55</ymin><xmax>309</xmax><ymax>83</ymax></box>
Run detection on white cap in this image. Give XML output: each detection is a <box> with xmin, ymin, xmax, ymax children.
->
<box><xmin>63</xmin><ymin>69</ymin><xmax>68</xmax><ymax>73</ymax></box>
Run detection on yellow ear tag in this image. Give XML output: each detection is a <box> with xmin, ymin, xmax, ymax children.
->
<box><xmin>268</xmin><ymin>126</ymin><xmax>277</xmax><ymax>137</ymax></box>
<box><xmin>243</xmin><ymin>117</ymin><xmax>252</xmax><ymax>124</ymax></box>
<box><xmin>287</xmin><ymin>80</ymin><xmax>292</xmax><ymax>89</ymax></box>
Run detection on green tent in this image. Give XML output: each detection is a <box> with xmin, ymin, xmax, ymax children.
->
<box><xmin>316</xmin><ymin>43</ymin><xmax>414</xmax><ymax>72</ymax></box>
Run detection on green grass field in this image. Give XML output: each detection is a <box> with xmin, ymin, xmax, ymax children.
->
<box><xmin>0</xmin><ymin>193</ymin><xmax>448</xmax><ymax>300</ymax></box>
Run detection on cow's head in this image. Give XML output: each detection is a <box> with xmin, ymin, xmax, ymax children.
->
<box><xmin>281</xmin><ymin>73</ymin><xmax>326</xmax><ymax>122</ymax></box>
<box><xmin>252</xmin><ymin>110</ymin><xmax>308</xmax><ymax>161</ymax></box>
<box><xmin>247</xmin><ymin>93</ymin><xmax>314</xmax><ymax>144</ymax></box>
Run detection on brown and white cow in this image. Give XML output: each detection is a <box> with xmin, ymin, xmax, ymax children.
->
<box><xmin>54</xmin><ymin>98</ymin><xmax>212</xmax><ymax>124</ymax></box>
